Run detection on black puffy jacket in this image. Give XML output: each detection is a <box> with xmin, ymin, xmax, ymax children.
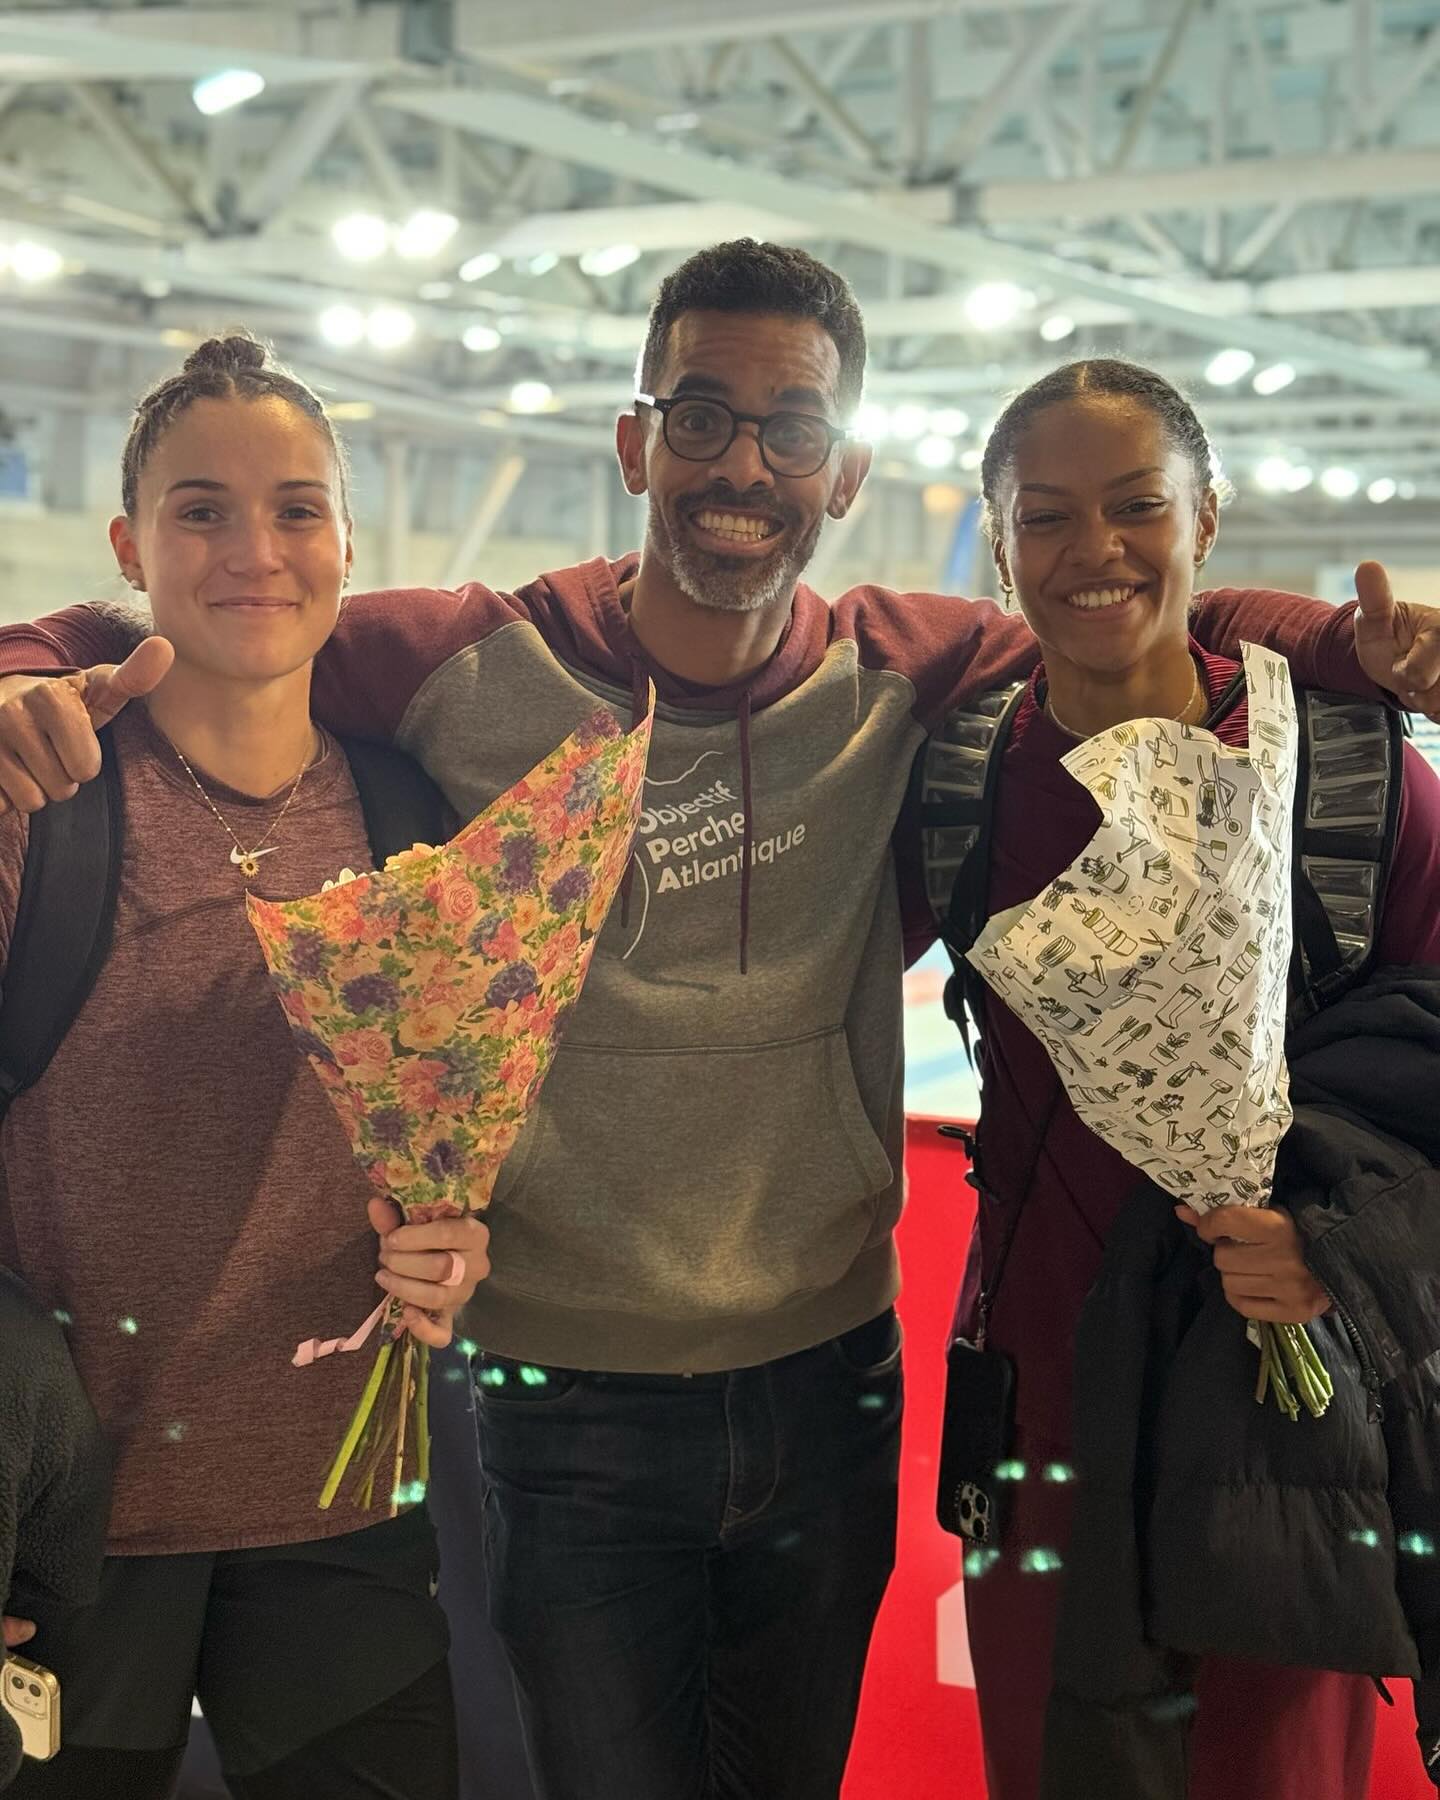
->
<box><xmin>0</xmin><ymin>1268</ymin><xmax>110</xmax><ymax>1788</ymax></box>
<box><xmin>1041</xmin><ymin>968</ymin><xmax>1440</xmax><ymax>1799</ymax></box>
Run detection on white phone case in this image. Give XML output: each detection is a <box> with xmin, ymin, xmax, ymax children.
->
<box><xmin>2</xmin><ymin>1654</ymin><xmax>61</xmax><ymax>1760</ymax></box>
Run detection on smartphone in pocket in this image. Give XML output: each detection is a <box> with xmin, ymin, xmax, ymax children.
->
<box><xmin>3</xmin><ymin>1653</ymin><xmax>61</xmax><ymax>1760</ymax></box>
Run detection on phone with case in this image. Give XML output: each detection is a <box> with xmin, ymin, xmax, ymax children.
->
<box><xmin>3</xmin><ymin>1653</ymin><xmax>61</xmax><ymax>1760</ymax></box>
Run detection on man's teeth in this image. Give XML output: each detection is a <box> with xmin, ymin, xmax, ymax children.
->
<box><xmin>1066</xmin><ymin>586</ymin><xmax>1136</xmax><ymax>611</ymax></box>
<box><xmin>693</xmin><ymin>509</ymin><xmax>779</xmax><ymax>542</ymax></box>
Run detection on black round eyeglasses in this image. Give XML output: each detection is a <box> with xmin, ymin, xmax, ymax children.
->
<box><xmin>634</xmin><ymin>393</ymin><xmax>848</xmax><ymax>480</ymax></box>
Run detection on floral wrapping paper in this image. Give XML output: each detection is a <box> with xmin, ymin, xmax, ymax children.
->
<box><xmin>245</xmin><ymin>700</ymin><xmax>653</xmax><ymax>1226</ymax></box>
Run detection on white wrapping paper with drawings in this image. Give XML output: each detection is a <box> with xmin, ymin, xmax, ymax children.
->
<box><xmin>968</xmin><ymin>642</ymin><xmax>1299</xmax><ymax>1214</ymax></box>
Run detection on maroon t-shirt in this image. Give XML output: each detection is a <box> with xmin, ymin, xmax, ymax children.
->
<box><xmin>0</xmin><ymin>706</ymin><xmax>418</xmax><ymax>1555</ymax></box>
<box><xmin>960</xmin><ymin>646</ymin><xmax>1440</xmax><ymax>1454</ymax></box>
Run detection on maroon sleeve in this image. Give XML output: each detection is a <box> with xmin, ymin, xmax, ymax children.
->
<box><xmin>1376</xmin><ymin>745</ymin><xmax>1440</xmax><ymax>964</ymax></box>
<box><xmin>0</xmin><ymin>606</ymin><xmax>126</xmax><ymax>675</ymax></box>
<box><xmin>835</xmin><ymin>586</ymin><xmax>1041</xmax><ymax>731</ymax></box>
<box><xmin>1190</xmin><ymin>589</ymin><xmax>1384</xmax><ymax>700</ymax></box>
<box><xmin>0</xmin><ymin>583</ymin><xmax>531</xmax><ymax>742</ymax></box>
<box><xmin>307</xmin><ymin>582</ymin><xmax>529</xmax><ymax>741</ymax></box>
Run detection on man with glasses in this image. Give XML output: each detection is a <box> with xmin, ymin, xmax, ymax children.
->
<box><xmin>0</xmin><ymin>240</ymin><xmax>1436</xmax><ymax>1800</ymax></box>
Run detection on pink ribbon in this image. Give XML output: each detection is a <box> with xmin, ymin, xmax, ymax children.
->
<box><xmin>292</xmin><ymin>1252</ymin><xmax>467</xmax><ymax>1369</ymax></box>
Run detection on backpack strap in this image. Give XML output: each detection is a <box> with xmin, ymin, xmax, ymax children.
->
<box><xmin>338</xmin><ymin>737</ymin><xmax>453</xmax><ymax>866</ymax></box>
<box><xmin>1288</xmin><ymin>690</ymin><xmax>1404</xmax><ymax>1024</ymax></box>
<box><xmin>913</xmin><ymin>682</ymin><xmax>1027</xmax><ymax>1061</ymax></box>
<box><xmin>0</xmin><ymin>728</ymin><xmax>124</xmax><ymax>1125</ymax></box>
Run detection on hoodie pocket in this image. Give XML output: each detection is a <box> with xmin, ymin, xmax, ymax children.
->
<box><xmin>491</xmin><ymin>1026</ymin><xmax>896</xmax><ymax>1319</ymax></box>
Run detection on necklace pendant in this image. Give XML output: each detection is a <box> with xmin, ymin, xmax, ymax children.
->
<box><xmin>236</xmin><ymin>853</ymin><xmax>261</xmax><ymax>878</ymax></box>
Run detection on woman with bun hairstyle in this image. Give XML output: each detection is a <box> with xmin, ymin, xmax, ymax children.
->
<box><xmin>0</xmin><ymin>335</ymin><xmax>489</xmax><ymax>1799</ymax></box>
<box><xmin>945</xmin><ymin>358</ymin><xmax>1440</xmax><ymax>1800</ymax></box>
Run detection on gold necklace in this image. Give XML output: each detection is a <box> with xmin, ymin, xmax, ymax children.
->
<box><xmin>1045</xmin><ymin>658</ymin><xmax>1203</xmax><ymax>741</ymax></box>
<box><xmin>168</xmin><ymin>734</ymin><xmax>320</xmax><ymax>878</ymax></box>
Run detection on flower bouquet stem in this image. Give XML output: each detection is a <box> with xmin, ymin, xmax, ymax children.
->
<box><xmin>318</xmin><ymin>1319</ymin><xmax>434</xmax><ymax>1514</ymax></box>
<box><xmin>1254</xmin><ymin>1320</ymin><xmax>1334</xmax><ymax>1420</ymax></box>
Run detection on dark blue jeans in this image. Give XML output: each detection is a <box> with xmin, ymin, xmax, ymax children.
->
<box><xmin>474</xmin><ymin>1310</ymin><xmax>903</xmax><ymax>1800</ymax></box>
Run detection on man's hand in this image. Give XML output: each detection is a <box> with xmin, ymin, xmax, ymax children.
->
<box><xmin>2</xmin><ymin>1616</ymin><xmax>35</xmax><ymax>1650</ymax></box>
<box><xmin>1353</xmin><ymin>561</ymin><xmax>1440</xmax><ymax>721</ymax></box>
<box><xmin>0</xmin><ymin>636</ymin><xmax>174</xmax><ymax>815</ymax></box>
<box><xmin>368</xmin><ymin>1197</ymin><xmax>491</xmax><ymax>1349</ymax></box>
<box><xmin>1176</xmin><ymin>1203</ymin><xmax>1332</xmax><ymax>1324</ymax></box>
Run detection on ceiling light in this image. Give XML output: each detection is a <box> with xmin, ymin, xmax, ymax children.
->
<box><xmin>328</xmin><ymin>401</ymin><xmax>377</xmax><ymax>421</ymax></box>
<box><xmin>916</xmin><ymin>434</ymin><xmax>957</xmax><ymax>470</ymax></box>
<box><xmin>578</xmin><ymin>243</ymin><xmax>641</xmax><ymax>278</ymax></box>
<box><xmin>959</xmin><ymin>447</ymin><xmax>983</xmax><ymax>472</ymax></box>
<box><xmin>318</xmin><ymin>304</ymin><xmax>367</xmax><ymax>349</ymax></box>
<box><xmin>1366</xmin><ymin>477</ymin><xmax>1397</xmax><ymax>504</ymax></box>
<box><xmin>332</xmin><ymin>212</ymin><xmax>389</xmax><ymax>263</ymax></box>
<box><xmin>964</xmin><ymin>282</ymin><xmax>1030</xmax><ymax>331</ymax></box>
<box><xmin>1039</xmin><ymin>313</ymin><xmax>1076</xmax><ymax>343</ymax></box>
<box><xmin>889</xmin><ymin>404</ymin><xmax>931</xmax><ymax>442</ymax></box>
<box><xmin>508</xmin><ymin>380</ymin><xmax>553</xmax><ymax>413</ymax></box>
<box><xmin>192</xmin><ymin>69</ymin><xmax>265</xmax><ymax>116</ymax></box>
<box><xmin>1319</xmin><ymin>465</ymin><xmax>1359</xmax><ymax>500</ymax></box>
<box><xmin>1205</xmin><ymin>348</ymin><xmax>1256</xmax><ymax>386</ymax></box>
<box><xmin>1254</xmin><ymin>456</ymin><xmax>1294</xmax><ymax>494</ymax></box>
<box><xmin>459</xmin><ymin>252</ymin><xmax>501</xmax><ymax>282</ymax></box>
<box><xmin>1398</xmin><ymin>480</ymin><xmax>1418</xmax><ymax>500</ymax></box>
<box><xmin>11</xmin><ymin>241</ymin><xmax>63</xmax><ymax>283</ymax></box>
<box><xmin>394</xmin><ymin>210</ymin><xmax>459</xmax><ymax>261</ymax></box>
<box><xmin>854</xmin><ymin>403</ymin><xmax>891</xmax><ymax>442</ymax></box>
<box><xmin>1283</xmin><ymin>463</ymin><xmax>1314</xmax><ymax>493</ymax></box>
<box><xmin>928</xmin><ymin>408</ymin><xmax>971</xmax><ymax>437</ymax></box>
<box><xmin>463</xmin><ymin>324</ymin><xmax>502</xmax><ymax>353</ymax></box>
<box><xmin>519</xmin><ymin>252</ymin><xmax>558</xmax><ymax>277</ymax></box>
<box><xmin>366</xmin><ymin>304</ymin><xmax>417</xmax><ymax>351</ymax></box>
<box><xmin>1252</xmin><ymin>362</ymin><xmax>1296</xmax><ymax>396</ymax></box>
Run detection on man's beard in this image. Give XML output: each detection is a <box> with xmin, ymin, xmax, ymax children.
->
<box><xmin>647</xmin><ymin>489</ymin><xmax>824</xmax><ymax>614</ymax></box>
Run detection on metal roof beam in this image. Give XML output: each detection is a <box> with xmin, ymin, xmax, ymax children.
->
<box><xmin>379</xmin><ymin>86</ymin><xmax>1440</xmax><ymax>401</ymax></box>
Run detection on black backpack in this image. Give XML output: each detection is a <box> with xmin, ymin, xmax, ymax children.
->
<box><xmin>0</xmin><ymin>730</ymin><xmax>451</xmax><ymax>1124</ymax></box>
<box><xmin>913</xmin><ymin>681</ymin><xmax>1406</xmax><ymax>1060</ymax></box>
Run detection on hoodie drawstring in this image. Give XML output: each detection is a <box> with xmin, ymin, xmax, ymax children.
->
<box><xmin>620</xmin><ymin>656</ymin><xmax>754</xmax><ymax>976</ymax></box>
<box><xmin>737</xmin><ymin>687</ymin><xmax>753</xmax><ymax>976</ymax></box>
<box><xmin>619</xmin><ymin>658</ymin><xmax>649</xmax><ymax>932</ymax></box>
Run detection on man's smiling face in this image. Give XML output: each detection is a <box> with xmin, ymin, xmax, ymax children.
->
<box><xmin>619</xmin><ymin>309</ymin><xmax>867</xmax><ymax>614</ymax></box>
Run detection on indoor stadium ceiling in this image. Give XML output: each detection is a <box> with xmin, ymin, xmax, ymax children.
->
<box><xmin>0</xmin><ymin>0</ymin><xmax>1437</xmax><ymax>534</ymax></box>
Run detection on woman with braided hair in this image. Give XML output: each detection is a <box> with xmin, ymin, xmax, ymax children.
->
<box><xmin>0</xmin><ymin>334</ymin><xmax>489</xmax><ymax>1798</ymax></box>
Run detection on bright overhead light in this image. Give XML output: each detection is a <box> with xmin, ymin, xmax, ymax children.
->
<box><xmin>318</xmin><ymin>304</ymin><xmax>367</xmax><ymax>349</ymax></box>
<box><xmin>394</xmin><ymin>210</ymin><xmax>459</xmax><ymax>260</ymax></box>
<box><xmin>959</xmin><ymin>447</ymin><xmax>983</xmax><ymax>472</ymax></box>
<box><xmin>928</xmin><ymin>408</ymin><xmax>971</xmax><ymax>437</ymax></box>
<box><xmin>1367</xmin><ymin>477</ymin><xmax>1397</xmax><ymax>504</ymax></box>
<box><xmin>520</xmin><ymin>252</ymin><xmax>558</xmax><ymax>277</ymax></box>
<box><xmin>964</xmin><ymin>282</ymin><xmax>1031</xmax><ymax>331</ymax></box>
<box><xmin>331</xmin><ymin>212</ymin><xmax>389</xmax><ymax>263</ymax></box>
<box><xmin>1205</xmin><ymin>348</ymin><xmax>1256</xmax><ymax>386</ymax></box>
<box><xmin>889</xmin><ymin>404</ymin><xmax>931</xmax><ymax>442</ymax></box>
<box><xmin>192</xmin><ymin>69</ymin><xmax>265</xmax><ymax>116</ymax></box>
<box><xmin>1284</xmin><ymin>463</ymin><xmax>1314</xmax><ymax>493</ymax></box>
<box><xmin>366</xmin><ymin>304</ymin><xmax>416</xmax><ymax>351</ymax></box>
<box><xmin>854</xmin><ymin>403</ymin><xmax>891</xmax><ymax>442</ymax></box>
<box><xmin>508</xmin><ymin>379</ymin><xmax>553</xmax><ymax>413</ymax></box>
<box><xmin>916</xmin><ymin>434</ymin><xmax>957</xmax><ymax>470</ymax></box>
<box><xmin>1039</xmin><ymin>312</ymin><xmax>1076</xmax><ymax>343</ymax></box>
<box><xmin>11</xmin><ymin>241</ymin><xmax>63</xmax><ymax>283</ymax></box>
<box><xmin>328</xmin><ymin>401</ymin><xmax>376</xmax><ymax>422</ymax></box>
<box><xmin>578</xmin><ymin>243</ymin><xmax>641</xmax><ymax>277</ymax></box>
<box><xmin>1252</xmin><ymin>362</ymin><xmax>1296</xmax><ymax>396</ymax></box>
<box><xmin>459</xmin><ymin>251</ymin><xmax>501</xmax><ymax>282</ymax></box>
<box><xmin>1319</xmin><ymin>465</ymin><xmax>1359</xmax><ymax>500</ymax></box>
<box><xmin>1398</xmin><ymin>479</ymin><xmax>1418</xmax><ymax>500</ymax></box>
<box><xmin>462</xmin><ymin>324</ymin><xmax>502</xmax><ymax>353</ymax></box>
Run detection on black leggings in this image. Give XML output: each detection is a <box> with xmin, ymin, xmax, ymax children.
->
<box><xmin>6</xmin><ymin>1659</ymin><xmax>458</xmax><ymax>1800</ymax></box>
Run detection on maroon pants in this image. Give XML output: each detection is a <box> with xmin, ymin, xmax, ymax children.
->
<box><xmin>964</xmin><ymin>1463</ymin><xmax>1377</xmax><ymax>1800</ymax></box>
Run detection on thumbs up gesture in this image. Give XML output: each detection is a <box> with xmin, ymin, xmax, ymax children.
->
<box><xmin>1352</xmin><ymin>561</ymin><xmax>1440</xmax><ymax>721</ymax></box>
<box><xmin>0</xmin><ymin>637</ymin><xmax>174</xmax><ymax>814</ymax></box>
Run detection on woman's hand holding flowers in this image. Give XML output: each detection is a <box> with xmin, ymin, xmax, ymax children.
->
<box><xmin>368</xmin><ymin>1197</ymin><xmax>491</xmax><ymax>1348</ymax></box>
